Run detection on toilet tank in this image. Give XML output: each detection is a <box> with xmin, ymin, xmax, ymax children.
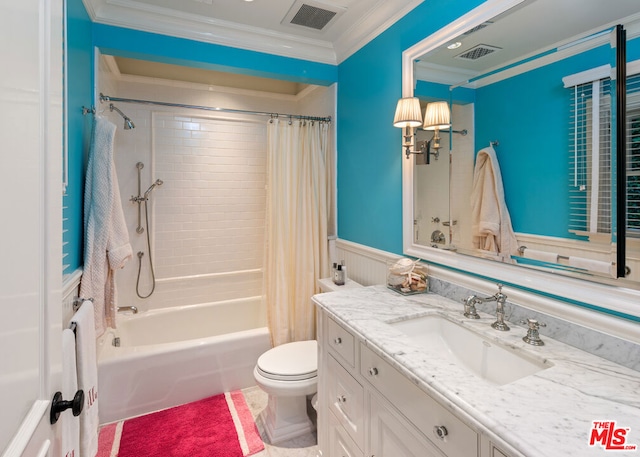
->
<box><xmin>317</xmin><ymin>277</ymin><xmax>363</xmax><ymax>293</ymax></box>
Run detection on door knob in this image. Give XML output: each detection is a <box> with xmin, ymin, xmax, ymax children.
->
<box><xmin>50</xmin><ymin>390</ymin><xmax>84</xmax><ymax>424</ymax></box>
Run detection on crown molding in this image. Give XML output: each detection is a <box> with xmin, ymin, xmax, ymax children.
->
<box><xmin>333</xmin><ymin>0</ymin><xmax>424</xmax><ymax>63</ymax></box>
<box><xmin>83</xmin><ymin>0</ymin><xmax>421</xmax><ymax>66</ymax></box>
<box><xmin>86</xmin><ymin>0</ymin><xmax>338</xmax><ymax>64</ymax></box>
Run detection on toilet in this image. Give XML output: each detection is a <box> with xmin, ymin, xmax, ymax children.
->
<box><xmin>253</xmin><ymin>340</ymin><xmax>318</xmax><ymax>444</ymax></box>
<box><xmin>254</xmin><ymin>277</ymin><xmax>363</xmax><ymax>444</ymax></box>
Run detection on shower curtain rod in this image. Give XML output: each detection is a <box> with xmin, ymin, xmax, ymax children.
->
<box><xmin>99</xmin><ymin>93</ymin><xmax>331</xmax><ymax>122</ymax></box>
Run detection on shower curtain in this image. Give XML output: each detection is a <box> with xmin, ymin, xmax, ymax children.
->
<box><xmin>263</xmin><ymin>118</ymin><xmax>331</xmax><ymax>347</ymax></box>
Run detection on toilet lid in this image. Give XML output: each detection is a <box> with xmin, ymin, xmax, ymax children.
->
<box><xmin>256</xmin><ymin>340</ymin><xmax>317</xmax><ymax>381</ymax></box>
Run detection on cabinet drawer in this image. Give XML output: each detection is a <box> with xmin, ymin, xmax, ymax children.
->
<box><xmin>329</xmin><ymin>410</ymin><xmax>364</xmax><ymax>457</ymax></box>
<box><xmin>360</xmin><ymin>343</ymin><xmax>478</xmax><ymax>457</ymax></box>
<box><xmin>328</xmin><ymin>317</ymin><xmax>356</xmax><ymax>367</ymax></box>
<box><xmin>328</xmin><ymin>354</ymin><xmax>364</xmax><ymax>449</ymax></box>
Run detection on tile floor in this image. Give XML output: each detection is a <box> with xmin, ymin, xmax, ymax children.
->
<box><xmin>242</xmin><ymin>386</ymin><xmax>319</xmax><ymax>457</ymax></box>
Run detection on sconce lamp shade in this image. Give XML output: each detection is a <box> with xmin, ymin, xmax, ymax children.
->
<box><xmin>393</xmin><ymin>97</ymin><xmax>423</xmax><ymax>128</ymax></box>
<box><xmin>423</xmin><ymin>101</ymin><xmax>451</xmax><ymax>130</ymax></box>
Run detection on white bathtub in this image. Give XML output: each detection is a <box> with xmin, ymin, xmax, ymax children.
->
<box><xmin>97</xmin><ymin>296</ymin><xmax>271</xmax><ymax>424</ymax></box>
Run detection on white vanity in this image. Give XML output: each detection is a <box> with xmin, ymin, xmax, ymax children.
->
<box><xmin>313</xmin><ymin>286</ymin><xmax>640</xmax><ymax>457</ymax></box>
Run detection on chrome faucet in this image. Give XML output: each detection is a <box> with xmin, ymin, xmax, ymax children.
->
<box><xmin>462</xmin><ymin>283</ymin><xmax>510</xmax><ymax>331</ymax></box>
<box><xmin>490</xmin><ymin>284</ymin><xmax>510</xmax><ymax>331</ymax></box>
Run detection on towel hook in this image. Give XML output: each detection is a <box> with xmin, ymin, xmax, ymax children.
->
<box><xmin>50</xmin><ymin>390</ymin><xmax>84</xmax><ymax>424</ymax></box>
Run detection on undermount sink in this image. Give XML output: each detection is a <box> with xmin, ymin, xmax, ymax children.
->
<box><xmin>391</xmin><ymin>315</ymin><xmax>552</xmax><ymax>385</ymax></box>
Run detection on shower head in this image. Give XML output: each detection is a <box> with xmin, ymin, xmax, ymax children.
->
<box><xmin>143</xmin><ymin>179</ymin><xmax>164</xmax><ymax>199</ymax></box>
<box><xmin>109</xmin><ymin>103</ymin><xmax>135</xmax><ymax>130</ymax></box>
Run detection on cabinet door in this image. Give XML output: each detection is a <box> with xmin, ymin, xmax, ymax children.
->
<box><xmin>328</xmin><ymin>354</ymin><xmax>365</xmax><ymax>448</ymax></box>
<box><xmin>368</xmin><ymin>392</ymin><xmax>445</xmax><ymax>457</ymax></box>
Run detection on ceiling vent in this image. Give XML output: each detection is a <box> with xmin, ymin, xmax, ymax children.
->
<box><xmin>282</xmin><ymin>1</ymin><xmax>345</xmax><ymax>31</ymax></box>
<box><xmin>455</xmin><ymin>44</ymin><xmax>502</xmax><ymax>61</ymax></box>
<box><xmin>462</xmin><ymin>21</ymin><xmax>493</xmax><ymax>36</ymax></box>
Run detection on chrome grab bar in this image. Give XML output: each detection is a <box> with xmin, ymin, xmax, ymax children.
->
<box><xmin>117</xmin><ymin>306</ymin><xmax>138</xmax><ymax>314</ymax></box>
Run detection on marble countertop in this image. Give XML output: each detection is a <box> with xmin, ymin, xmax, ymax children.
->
<box><xmin>312</xmin><ymin>285</ymin><xmax>640</xmax><ymax>457</ymax></box>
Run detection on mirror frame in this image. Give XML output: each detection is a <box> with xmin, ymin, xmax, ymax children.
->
<box><xmin>401</xmin><ymin>0</ymin><xmax>640</xmax><ymax>320</ymax></box>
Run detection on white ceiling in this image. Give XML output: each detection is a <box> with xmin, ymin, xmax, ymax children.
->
<box><xmin>83</xmin><ymin>0</ymin><xmax>424</xmax><ymax>64</ymax></box>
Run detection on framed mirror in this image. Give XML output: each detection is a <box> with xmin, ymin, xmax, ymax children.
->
<box><xmin>402</xmin><ymin>0</ymin><xmax>640</xmax><ymax>316</ymax></box>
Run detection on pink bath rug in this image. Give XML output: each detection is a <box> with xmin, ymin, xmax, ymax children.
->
<box><xmin>99</xmin><ymin>391</ymin><xmax>264</xmax><ymax>457</ymax></box>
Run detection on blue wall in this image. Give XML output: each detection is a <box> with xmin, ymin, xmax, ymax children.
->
<box><xmin>336</xmin><ymin>3</ymin><xmax>640</xmax><ymax>253</ymax></box>
<box><xmin>336</xmin><ymin>0</ymin><xmax>484</xmax><ymax>254</ymax></box>
<box><xmin>474</xmin><ymin>46</ymin><xmax>612</xmax><ymax>239</ymax></box>
<box><xmin>64</xmin><ymin>0</ymin><xmax>93</xmax><ymax>274</ymax></box>
<box><xmin>92</xmin><ymin>24</ymin><xmax>338</xmax><ymax>86</ymax></box>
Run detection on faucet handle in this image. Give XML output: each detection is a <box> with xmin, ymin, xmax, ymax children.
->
<box><xmin>519</xmin><ymin>318</ymin><xmax>546</xmax><ymax>329</ymax></box>
<box><xmin>461</xmin><ymin>296</ymin><xmax>480</xmax><ymax>319</ymax></box>
<box><xmin>519</xmin><ymin>318</ymin><xmax>546</xmax><ymax>346</ymax></box>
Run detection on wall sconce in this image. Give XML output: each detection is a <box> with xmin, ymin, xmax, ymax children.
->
<box><xmin>393</xmin><ymin>97</ymin><xmax>423</xmax><ymax>159</ymax></box>
<box><xmin>394</xmin><ymin>98</ymin><xmax>468</xmax><ymax>161</ymax></box>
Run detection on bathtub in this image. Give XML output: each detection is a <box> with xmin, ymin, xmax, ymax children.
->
<box><xmin>97</xmin><ymin>296</ymin><xmax>271</xmax><ymax>424</ymax></box>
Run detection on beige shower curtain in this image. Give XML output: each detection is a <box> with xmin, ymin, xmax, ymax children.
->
<box><xmin>264</xmin><ymin>118</ymin><xmax>331</xmax><ymax>347</ymax></box>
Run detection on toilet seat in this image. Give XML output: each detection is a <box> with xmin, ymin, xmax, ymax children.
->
<box><xmin>256</xmin><ymin>340</ymin><xmax>317</xmax><ymax>382</ymax></box>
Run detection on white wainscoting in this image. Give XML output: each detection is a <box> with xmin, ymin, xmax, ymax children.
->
<box><xmin>335</xmin><ymin>239</ymin><xmax>400</xmax><ymax>286</ymax></box>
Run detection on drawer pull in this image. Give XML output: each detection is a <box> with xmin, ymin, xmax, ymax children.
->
<box><xmin>334</xmin><ymin>337</ymin><xmax>342</xmax><ymax>345</ymax></box>
<box><xmin>368</xmin><ymin>367</ymin><xmax>379</xmax><ymax>376</ymax></box>
<box><xmin>433</xmin><ymin>425</ymin><xmax>448</xmax><ymax>441</ymax></box>
<box><xmin>337</xmin><ymin>395</ymin><xmax>347</xmax><ymax>403</ymax></box>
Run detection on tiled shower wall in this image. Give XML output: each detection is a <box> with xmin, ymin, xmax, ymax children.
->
<box><xmin>99</xmin><ymin>55</ymin><xmax>335</xmax><ymax>311</ymax></box>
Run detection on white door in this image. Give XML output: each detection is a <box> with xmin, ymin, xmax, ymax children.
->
<box><xmin>0</xmin><ymin>0</ymin><xmax>64</xmax><ymax>456</ymax></box>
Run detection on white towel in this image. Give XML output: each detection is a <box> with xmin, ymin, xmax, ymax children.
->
<box><xmin>61</xmin><ymin>328</ymin><xmax>80</xmax><ymax>457</ymax></box>
<box><xmin>80</xmin><ymin>116</ymin><xmax>132</xmax><ymax>337</ymax></box>
<box><xmin>73</xmin><ymin>300</ymin><xmax>99</xmax><ymax>457</ymax></box>
<box><xmin>521</xmin><ymin>248</ymin><xmax>559</xmax><ymax>263</ymax></box>
<box><xmin>568</xmin><ymin>256</ymin><xmax>614</xmax><ymax>276</ymax></box>
<box><xmin>470</xmin><ymin>146</ymin><xmax>518</xmax><ymax>259</ymax></box>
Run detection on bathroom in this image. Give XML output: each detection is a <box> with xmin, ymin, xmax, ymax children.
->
<box><xmin>3</xmin><ymin>0</ymin><xmax>640</xmax><ymax>456</ymax></box>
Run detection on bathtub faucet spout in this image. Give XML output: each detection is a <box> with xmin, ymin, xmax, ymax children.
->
<box><xmin>117</xmin><ymin>306</ymin><xmax>138</xmax><ymax>314</ymax></box>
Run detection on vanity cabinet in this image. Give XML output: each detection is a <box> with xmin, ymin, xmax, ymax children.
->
<box><xmin>318</xmin><ymin>311</ymin><xmax>513</xmax><ymax>457</ymax></box>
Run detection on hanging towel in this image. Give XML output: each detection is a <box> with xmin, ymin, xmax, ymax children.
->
<box><xmin>73</xmin><ymin>300</ymin><xmax>100</xmax><ymax>457</ymax></box>
<box><xmin>80</xmin><ymin>116</ymin><xmax>132</xmax><ymax>337</ymax></box>
<box><xmin>470</xmin><ymin>145</ymin><xmax>518</xmax><ymax>259</ymax></box>
<box><xmin>521</xmin><ymin>248</ymin><xmax>559</xmax><ymax>263</ymax></box>
<box><xmin>568</xmin><ymin>256</ymin><xmax>614</xmax><ymax>276</ymax></box>
<box><xmin>61</xmin><ymin>328</ymin><xmax>80</xmax><ymax>457</ymax></box>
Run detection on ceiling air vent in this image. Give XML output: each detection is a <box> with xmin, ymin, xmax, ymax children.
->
<box><xmin>455</xmin><ymin>44</ymin><xmax>502</xmax><ymax>61</ymax></box>
<box><xmin>283</xmin><ymin>1</ymin><xmax>345</xmax><ymax>31</ymax></box>
<box><xmin>462</xmin><ymin>22</ymin><xmax>493</xmax><ymax>36</ymax></box>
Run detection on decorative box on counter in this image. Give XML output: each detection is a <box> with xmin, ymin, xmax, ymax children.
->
<box><xmin>387</xmin><ymin>258</ymin><xmax>428</xmax><ymax>295</ymax></box>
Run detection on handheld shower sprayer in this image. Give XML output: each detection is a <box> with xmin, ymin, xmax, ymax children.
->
<box><xmin>131</xmin><ymin>162</ymin><xmax>164</xmax><ymax>300</ymax></box>
<box><xmin>143</xmin><ymin>179</ymin><xmax>164</xmax><ymax>199</ymax></box>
